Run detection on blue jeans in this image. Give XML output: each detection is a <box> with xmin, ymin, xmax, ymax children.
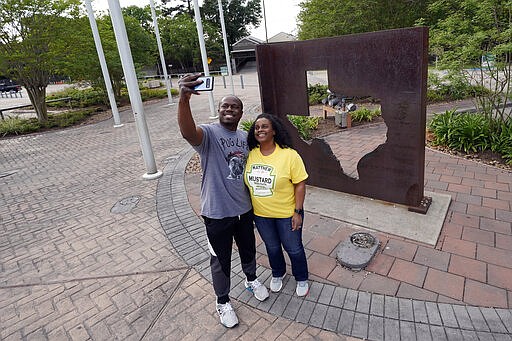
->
<box><xmin>254</xmin><ymin>215</ymin><xmax>308</xmax><ymax>281</ymax></box>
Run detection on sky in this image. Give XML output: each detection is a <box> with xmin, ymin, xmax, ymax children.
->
<box><xmin>91</xmin><ymin>0</ymin><xmax>301</xmax><ymax>41</ymax></box>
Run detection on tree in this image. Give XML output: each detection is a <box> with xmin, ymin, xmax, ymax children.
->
<box><xmin>160</xmin><ymin>0</ymin><xmax>193</xmax><ymax>17</ymax></box>
<box><xmin>64</xmin><ymin>13</ymin><xmax>157</xmax><ymax>99</ymax></box>
<box><xmin>201</xmin><ymin>0</ymin><xmax>262</xmax><ymax>47</ymax></box>
<box><xmin>0</xmin><ymin>0</ymin><xmax>81</xmax><ymax>122</ymax></box>
<box><xmin>159</xmin><ymin>13</ymin><xmax>224</xmax><ymax>71</ymax></box>
<box><xmin>296</xmin><ymin>0</ymin><xmax>429</xmax><ymax>40</ymax></box>
<box><xmin>123</xmin><ymin>5</ymin><xmax>154</xmax><ymax>33</ymax></box>
<box><xmin>425</xmin><ymin>0</ymin><xmax>512</xmax><ymax>126</ymax></box>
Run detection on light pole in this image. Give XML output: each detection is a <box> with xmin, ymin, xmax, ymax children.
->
<box><xmin>149</xmin><ymin>0</ymin><xmax>174</xmax><ymax>105</ymax></box>
<box><xmin>218</xmin><ymin>0</ymin><xmax>235</xmax><ymax>95</ymax></box>
<box><xmin>84</xmin><ymin>0</ymin><xmax>123</xmax><ymax>127</ymax></box>
<box><xmin>167</xmin><ymin>65</ymin><xmax>173</xmax><ymax>88</ymax></box>
<box><xmin>107</xmin><ymin>0</ymin><xmax>162</xmax><ymax>180</ymax></box>
<box><xmin>262</xmin><ymin>0</ymin><xmax>268</xmax><ymax>43</ymax></box>
<box><xmin>192</xmin><ymin>0</ymin><xmax>218</xmax><ymax>119</ymax></box>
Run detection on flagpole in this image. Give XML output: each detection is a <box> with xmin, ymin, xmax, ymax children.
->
<box><xmin>217</xmin><ymin>0</ymin><xmax>235</xmax><ymax>95</ymax></box>
<box><xmin>84</xmin><ymin>0</ymin><xmax>123</xmax><ymax>127</ymax></box>
<box><xmin>107</xmin><ymin>0</ymin><xmax>162</xmax><ymax>180</ymax></box>
<box><xmin>149</xmin><ymin>0</ymin><xmax>174</xmax><ymax>105</ymax></box>
<box><xmin>192</xmin><ymin>0</ymin><xmax>218</xmax><ymax>119</ymax></box>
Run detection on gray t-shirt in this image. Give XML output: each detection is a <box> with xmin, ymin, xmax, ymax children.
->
<box><xmin>193</xmin><ymin>123</ymin><xmax>252</xmax><ymax>219</ymax></box>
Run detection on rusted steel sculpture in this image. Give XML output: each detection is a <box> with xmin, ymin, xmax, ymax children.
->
<box><xmin>256</xmin><ymin>27</ymin><xmax>429</xmax><ymax>210</ymax></box>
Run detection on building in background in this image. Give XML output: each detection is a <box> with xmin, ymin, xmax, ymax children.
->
<box><xmin>231</xmin><ymin>32</ymin><xmax>296</xmax><ymax>73</ymax></box>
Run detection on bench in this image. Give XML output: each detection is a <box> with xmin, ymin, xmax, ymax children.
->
<box><xmin>322</xmin><ymin>105</ymin><xmax>336</xmax><ymax>119</ymax></box>
<box><xmin>322</xmin><ymin>105</ymin><xmax>352</xmax><ymax>128</ymax></box>
<box><xmin>0</xmin><ymin>97</ymin><xmax>72</xmax><ymax>120</ymax></box>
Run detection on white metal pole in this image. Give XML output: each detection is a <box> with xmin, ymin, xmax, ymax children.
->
<box><xmin>107</xmin><ymin>0</ymin><xmax>162</xmax><ymax>180</ymax></box>
<box><xmin>217</xmin><ymin>0</ymin><xmax>235</xmax><ymax>95</ymax></box>
<box><xmin>192</xmin><ymin>0</ymin><xmax>218</xmax><ymax>119</ymax></box>
<box><xmin>262</xmin><ymin>0</ymin><xmax>268</xmax><ymax>43</ymax></box>
<box><xmin>84</xmin><ymin>0</ymin><xmax>123</xmax><ymax>127</ymax></box>
<box><xmin>149</xmin><ymin>0</ymin><xmax>174</xmax><ymax>105</ymax></box>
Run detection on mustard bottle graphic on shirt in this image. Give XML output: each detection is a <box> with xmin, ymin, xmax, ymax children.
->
<box><xmin>245</xmin><ymin>164</ymin><xmax>276</xmax><ymax>197</ymax></box>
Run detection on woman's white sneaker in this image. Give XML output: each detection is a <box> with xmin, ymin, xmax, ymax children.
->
<box><xmin>296</xmin><ymin>281</ymin><xmax>309</xmax><ymax>297</ymax></box>
<box><xmin>270</xmin><ymin>275</ymin><xmax>285</xmax><ymax>292</ymax></box>
<box><xmin>216</xmin><ymin>302</ymin><xmax>239</xmax><ymax>328</ymax></box>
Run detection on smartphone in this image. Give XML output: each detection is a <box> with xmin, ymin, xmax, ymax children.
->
<box><xmin>194</xmin><ymin>76</ymin><xmax>214</xmax><ymax>91</ymax></box>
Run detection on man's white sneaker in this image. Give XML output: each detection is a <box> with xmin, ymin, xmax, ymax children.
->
<box><xmin>216</xmin><ymin>302</ymin><xmax>239</xmax><ymax>328</ymax></box>
<box><xmin>244</xmin><ymin>278</ymin><xmax>269</xmax><ymax>301</ymax></box>
<box><xmin>296</xmin><ymin>281</ymin><xmax>309</xmax><ymax>297</ymax></box>
<box><xmin>270</xmin><ymin>275</ymin><xmax>285</xmax><ymax>292</ymax></box>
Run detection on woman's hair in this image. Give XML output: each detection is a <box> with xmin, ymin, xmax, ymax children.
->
<box><xmin>247</xmin><ymin>113</ymin><xmax>293</xmax><ymax>150</ymax></box>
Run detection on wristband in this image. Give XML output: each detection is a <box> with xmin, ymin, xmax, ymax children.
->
<box><xmin>294</xmin><ymin>208</ymin><xmax>304</xmax><ymax>215</ymax></box>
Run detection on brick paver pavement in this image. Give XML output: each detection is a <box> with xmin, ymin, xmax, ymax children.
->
<box><xmin>1</xmin><ymin>74</ymin><xmax>357</xmax><ymax>340</ymax></box>
<box><xmin>2</xmin><ymin>71</ymin><xmax>511</xmax><ymax>340</ymax></box>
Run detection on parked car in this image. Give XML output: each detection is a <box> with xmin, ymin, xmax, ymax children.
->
<box><xmin>0</xmin><ymin>78</ymin><xmax>22</xmax><ymax>92</ymax></box>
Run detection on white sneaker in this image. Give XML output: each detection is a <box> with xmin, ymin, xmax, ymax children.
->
<box><xmin>216</xmin><ymin>302</ymin><xmax>239</xmax><ymax>328</ymax></box>
<box><xmin>296</xmin><ymin>281</ymin><xmax>309</xmax><ymax>297</ymax></box>
<box><xmin>244</xmin><ymin>278</ymin><xmax>269</xmax><ymax>301</ymax></box>
<box><xmin>270</xmin><ymin>275</ymin><xmax>285</xmax><ymax>292</ymax></box>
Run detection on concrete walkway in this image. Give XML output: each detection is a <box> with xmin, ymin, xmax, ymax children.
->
<box><xmin>1</xmin><ymin>72</ymin><xmax>511</xmax><ymax>340</ymax></box>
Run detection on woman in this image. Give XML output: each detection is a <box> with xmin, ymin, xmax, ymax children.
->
<box><xmin>244</xmin><ymin>113</ymin><xmax>309</xmax><ymax>296</ymax></box>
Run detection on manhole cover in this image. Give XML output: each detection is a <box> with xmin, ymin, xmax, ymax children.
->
<box><xmin>336</xmin><ymin>232</ymin><xmax>379</xmax><ymax>271</ymax></box>
<box><xmin>111</xmin><ymin>196</ymin><xmax>140</xmax><ymax>214</ymax></box>
<box><xmin>350</xmin><ymin>232</ymin><xmax>376</xmax><ymax>248</ymax></box>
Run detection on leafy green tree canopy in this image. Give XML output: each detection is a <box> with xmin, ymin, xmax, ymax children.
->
<box><xmin>297</xmin><ymin>0</ymin><xmax>429</xmax><ymax>40</ymax></box>
<box><xmin>201</xmin><ymin>0</ymin><xmax>262</xmax><ymax>47</ymax></box>
<box><xmin>425</xmin><ymin>0</ymin><xmax>512</xmax><ymax>125</ymax></box>
<box><xmin>65</xmin><ymin>13</ymin><xmax>157</xmax><ymax>99</ymax></box>
<box><xmin>0</xmin><ymin>0</ymin><xmax>81</xmax><ymax>122</ymax></box>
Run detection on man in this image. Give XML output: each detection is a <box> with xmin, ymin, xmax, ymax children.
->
<box><xmin>177</xmin><ymin>74</ymin><xmax>269</xmax><ymax>328</ymax></box>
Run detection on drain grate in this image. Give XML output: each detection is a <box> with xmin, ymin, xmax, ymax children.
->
<box><xmin>111</xmin><ymin>196</ymin><xmax>140</xmax><ymax>214</ymax></box>
<box><xmin>336</xmin><ymin>232</ymin><xmax>379</xmax><ymax>271</ymax></box>
<box><xmin>350</xmin><ymin>232</ymin><xmax>376</xmax><ymax>248</ymax></box>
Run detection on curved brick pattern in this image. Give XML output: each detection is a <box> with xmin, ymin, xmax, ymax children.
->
<box><xmin>161</xmin><ymin>148</ymin><xmax>512</xmax><ymax>340</ymax></box>
<box><xmin>2</xmin><ymin>72</ymin><xmax>512</xmax><ymax>340</ymax></box>
<box><xmin>156</xmin><ymin>148</ymin><xmax>209</xmax><ymax>267</ymax></box>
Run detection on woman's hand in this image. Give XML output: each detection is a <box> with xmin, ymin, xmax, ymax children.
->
<box><xmin>291</xmin><ymin>213</ymin><xmax>303</xmax><ymax>231</ymax></box>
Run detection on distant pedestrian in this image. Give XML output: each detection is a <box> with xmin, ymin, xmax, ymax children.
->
<box><xmin>244</xmin><ymin>113</ymin><xmax>310</xmax><ymax>296</ymax></box>
<box><xmin>177</xmin><ymin>74</ymin><xmax>269</xmax><ymax>328</ymax></box>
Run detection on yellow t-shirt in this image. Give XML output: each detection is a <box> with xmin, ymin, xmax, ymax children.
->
<box><xmin>244</xmin><ymin>145</ymin><xmax>308</xmax><ymax>218</ymax></box>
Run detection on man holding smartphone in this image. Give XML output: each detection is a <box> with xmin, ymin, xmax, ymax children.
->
<box><xmin>177</xmin><ymin>73</ymin><xmax>269</xmax><ymax>328</ymax></box>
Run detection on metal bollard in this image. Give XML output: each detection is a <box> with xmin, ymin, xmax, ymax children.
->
<box><xmin>222</xmin><ymin>75</ymin><xmax>226</xmax><ymax>89</ymax></box>
<box><xmin>240</xmin><ymin>75</ymin><xmax>244</xmax><ymax>89</ymax></box>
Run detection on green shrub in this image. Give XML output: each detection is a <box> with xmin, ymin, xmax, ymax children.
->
<box><xmin>287</xmin><ymin>115</ymin><xmax>320</xmax><ymax>140</ymax></box>
<box><xmin>351</xmin><ymin>107</ymin><xmax>381</xmax><ymax>122</ymax></box>
<box><xmin>241</xmin><ymin>116</ymin><xmax>320</xmax><ymax>140</ymax></box>
<box><xmin>449</xmin><ymin>114</ymin><xmax>491</xmax><ymax>153</ymax></box>
<box><xmin>139</xmin><ymin>88</ymin><xmax>178</xmax><ymax>101</ymax></box>
<box><xmin>0</xmin><ymin>116</ymin><xmax>40</xmax><ymax>136</ymax></box>
<box><xmin>490</xmin><ymin>118</ymin><xmax>512</xmax><ymax>164</ymax></box>
<box><xmin>427</xmin><ymin>72</ymin><xmax>489</xmax><ymax>103</ymax></box>
<box><xmin>45</xmin><ymin>109</ymin><xmax>95</xmax><ymax>127</ymax></box>
<box><xmin>0</xmin><ymin>109</ymin><xmax>96</xmax><ymax>137</ymax></box>
<box><xmin>47</xmin><ymin>86</ymin><xmax>179</xmax><ymax>109</ymax></box>
<box><xmin>308</xmin><ymin>84</ymin><xmax>328</xmax><ymax>105</ymax></box>
<box><xmin>240</xmin><ymin>119</ymin><xmax>254</xmax><ymax>132</ymax></box>
<box><xmin>47</xmin><ymin>87</ymin><xmax>108</xmax><ymax>107</ymax></box>
<box><xmin>428</xmin><ymin>109</ymin><xmax>512</xmax><ymax>159</ymax></box>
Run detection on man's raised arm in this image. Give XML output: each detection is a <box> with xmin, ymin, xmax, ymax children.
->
<box><xmin>177</xmin><ymin>73</ymin><xmax>206</xmax><ymax>146</ymax></box>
